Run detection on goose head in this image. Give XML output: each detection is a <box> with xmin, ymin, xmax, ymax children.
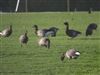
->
<box><xmin>64</xmin><ymin>22</ymin><xmax>69</xmax><ymax>32</ymax></box>
<box><xmin>32</xmin><ymin>25</ymin><xmax>38</xmax><ymax>30</ymax></box>
<box><xmin>74</xmin><ymin>51</ymin><xmax>80</xmax><ymax>59</ymax></box>
<box><xmin>90</xmin><ymin>23</ymin><xmax>97</xmax><ymax>30</ymax></box>
<box><xmin>32</xmin><ymin>25</ymin><xmax>38</xmax><ymax>35</ymax></box>
<box><xmin>10</xmin><ymin>25</ymin><xmax>12</xmax><ymax>28</ymax></box>
<box><xmin>64</xmin><ymin>22</ymin><xmax>69</xmax><ymax>26</ymax></box>
<box><xmin>33</xmin><ymin>24</ymin><xmax>37</xmax><ymax>28</ymax></box>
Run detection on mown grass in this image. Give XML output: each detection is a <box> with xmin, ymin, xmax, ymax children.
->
<box><xmin>0</xmin><ymin>12</ymin><xmax>100</xmax><ymax>75</ymax></box>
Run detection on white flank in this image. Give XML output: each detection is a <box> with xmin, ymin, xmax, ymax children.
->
<box><xmin>75</xmin><ymin>52</ymin><xmax>80</xmax><ymax>55</ymax></box>
<box><xmin>38</xmin><ymin>38</ymin><xmax>46</xmax><ymax>46</ymax></box>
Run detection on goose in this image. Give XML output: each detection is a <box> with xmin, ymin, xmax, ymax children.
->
<box><xmin>64</xmin><ymin>22</ymin><xmax>81</xmax><ymax>38</ymax></box>
<box><xmin>47</xmin><ymin>27</ymin><xmax>59</xmax><ymax>37</ymax></box>
<box><xmin>86</xmin><ymin>23</ymin><xmax>97</xmax><ymax>36</ymax></box>
<box><xmin>0</xmin><ymin>25</ymin><xmax>12</xmax><ymax>37</ymax></box>
<box><xmin>32</xmin><ymin>25</ymin><xmax>59</xmax><ymax>37</ymax></box>
<box><xmin>61</xmin><ymin>48</ymin><xmax>80</xmax><ymax>61</ymax></box>
<box><xmin>19</xmin><ymin>30</ymin><xmax>28</xmax><ymax>47</ymax></box>
<box><xmin>38</xmin><ymin>37</ymin><xmax>50</xmax><ymax>49</ymax></box>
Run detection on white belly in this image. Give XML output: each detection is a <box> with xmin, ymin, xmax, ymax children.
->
<box><xmin>38</xmin><ymin>38</ymin><xmax>46</xmax><ymax>46</ymax></box>
<box><xmin>0</xmin><ymin>30</ymin><xmax>7</xmax><ymax>36</ymax></box>
<box><xmin>37</xmin><ymin>30</ymin><xmax>44</xmax><ymax>37</ymax></box>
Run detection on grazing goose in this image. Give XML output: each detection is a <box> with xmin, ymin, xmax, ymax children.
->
<box><xmin>38</xmin><ymin>37</ymin><xmax>50</xmax><ymax>49</ymax></box>
<box><xmin>19</xmin><ymin>31</ymin><xmax>28</xmax><ymax>47</ymax></box>
<box><xmin>61</xmin><ymin>48</ymin><xmax>80</xmax><ymax>61</ymax></box>
<box><xmin>86</xmin><ymin>23</ymin><xmax>97</xmax><ymax>36</ymax></box>
<box><xmin>87</xmin><ymin>23</ymin><xmax>97</xmax><ymax>30</ymax></box>
<box><xmin>64</xmin><ymin>22</ymin><xmax>81</xmax><ymax>38</ymax></box>
<box><xmin>0</xmin><ymin>25</ymin><xmax>12</xmax><ymax>37</ymax></box>
<box><xmin>86</xmin><ymin>28</ymin><xmax>93</xmax><ymax>36</ymax></box>
<box><xmin>32</xmin><ymin>25</ymin><xmax>59</xmax><ymax>37</ymax></box>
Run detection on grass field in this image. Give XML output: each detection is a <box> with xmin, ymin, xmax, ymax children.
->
<box><xmin>0</xmin><ymin>12</ymin><xmax>100</xmax><ymax>75</ymax></box>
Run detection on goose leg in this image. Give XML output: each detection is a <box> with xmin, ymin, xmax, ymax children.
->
<box><xmin>21</xmin><ymin>44</ymin><xmax>23</xmax><ymax>47</ymax></box>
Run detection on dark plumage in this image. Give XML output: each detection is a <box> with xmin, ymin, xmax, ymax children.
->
<box><xmin>47</xmin><ymin>27</ymin><xmax>59</xmax><ymax>37</ymax></box>
<box><xmin>19</xmin><ymin>31</ymin><xmax>28</xmax><ymax>47</ymax></box>
<box><xmin>87</xmin><ymin>23</ymin><xmax>97</xmax><ymax>30</ymax></box>
<box><xmin>86</xmin><ymin>28</ymin><xmax>93</xmax><ymax>36</ymax></box>
<box><xmin>61</xmin><ymin>48</ymin><xmax>80</xmax><ymax>61</ymax></box>
<box><xmin>0</xmin><ymin>25</ymin><xmax>12</xmax><ymax>37</ymax></box>
<box><xmin>86</xmin><ymin>23</ymin><xmax>97</xmax><ymax>36</ymax></box>
<box><xmin>64</xmin><ymin>22</ymin><xmax>81</xmax><ymax>38</ymax></box>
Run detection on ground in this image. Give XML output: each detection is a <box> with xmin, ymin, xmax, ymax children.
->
<box><xmin>0</xmin><ymin>12</ymin><xmax>100</xmax><ymax>75</ymax></box>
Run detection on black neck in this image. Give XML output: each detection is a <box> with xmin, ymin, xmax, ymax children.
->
<box><xmin>34</xmin><ymin>26</ymin><xmax>38</xmax><ymax>35</ymax></box>
<box><xmin>66</xmin><ymin>24</ymin><xmax>69</xmax><ymax>32</ymax></box>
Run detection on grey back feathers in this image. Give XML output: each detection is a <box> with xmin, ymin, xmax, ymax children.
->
<box><xmin>61</xmin><ymin>48</ymin><xmax>80</xmax><ymax>61</ymax></box>
<box><xmin>19</xmin><ymin>31</ymin><xmax>28</xmax><ymax>47</ymax></box>
<box><xmin>48</xmin><ymin>27</ymin><xmax>59</xmax><ymax>37</ymax></box>
<box><xmin>0</xmin><ymin>25</ymin><xmax>12</xmax><ymax>37</ymax></box>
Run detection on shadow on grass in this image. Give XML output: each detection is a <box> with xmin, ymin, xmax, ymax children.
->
<box><xmin>67</xmin><ymin>37</ymin><xmax>100</xmax><ymax>40</ymax></box>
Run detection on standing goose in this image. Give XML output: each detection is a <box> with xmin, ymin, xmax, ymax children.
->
<box><xmin>38</xmin><ymin>37</ymin><xmax>50</xmax><ymax>49</ymax></box>
<box><xmin>61</xmin><ymin>48</ymin><xmax>80</xmax><ymax>61</ymax></box>
<box><xmin>86</xmin><ymin>23</ymin><xmax>98</xmax><ymax>36</ymax></box>
<box><xmin>32</xmin><ymin>25</ymin><xmax>59</xmax><ymax>37</ymax></box>
<box><xmin>19</xmin><ymin>30</ymin><xmax>28</xmax><ymax>47</ymax></box>
<box><xmin>64</xmin><ymin>22</ymin><xmax>81</xmax><ymax>38</ymax></box>
<box><xmin>0</xmin><ymin>25</ymin><xmax>12</xmax><ymax>37</ymax></box>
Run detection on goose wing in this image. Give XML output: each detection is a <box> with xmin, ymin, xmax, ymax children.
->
<box><xmin>67</xmin><ymin>29</ymin><xmax>81</xmax><ymax>37</ymax></box>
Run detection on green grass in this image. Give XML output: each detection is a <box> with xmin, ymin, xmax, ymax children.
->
<box><xmin>0</xmin><ymin>12</ymin><xmax>100</xmax><ymax>75</ymax></box>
